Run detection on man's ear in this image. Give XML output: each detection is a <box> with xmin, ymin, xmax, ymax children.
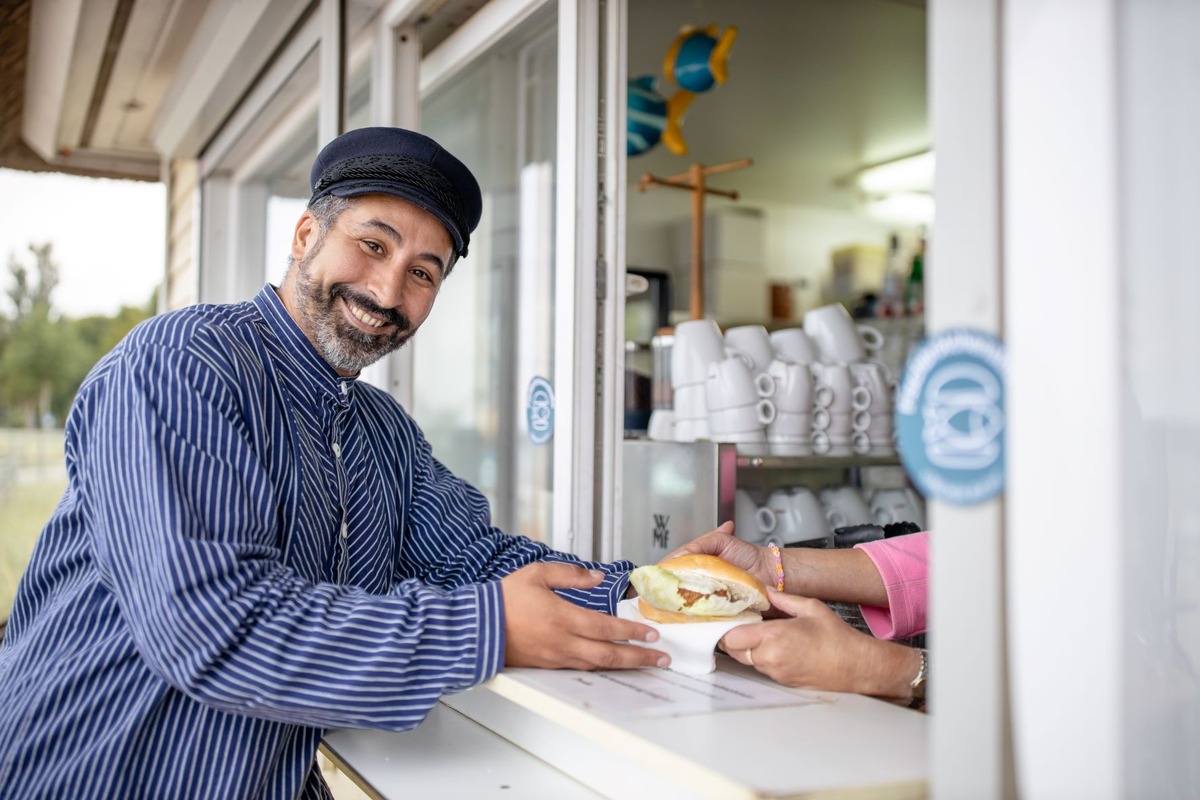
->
<box><xmin>292</xmin><ymin>211</ymin><xmax>319</xmax><ymax>261</ymax></box>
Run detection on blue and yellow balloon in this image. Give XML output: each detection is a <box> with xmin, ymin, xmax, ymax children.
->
<box><xmin>627</xmin><ymin>24</ymin><xmax>738</xmax><ymax>157</ymax></box>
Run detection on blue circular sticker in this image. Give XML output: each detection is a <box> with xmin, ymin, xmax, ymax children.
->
<box><xmin>895</xmin><ymin>328</ymin><xmax>1006</xmax><ymax>506</ymax></box>
<box><xmin>525</xmin><ymin>376</ymin><xmax>555</xmax><ymax>445</ymax></box>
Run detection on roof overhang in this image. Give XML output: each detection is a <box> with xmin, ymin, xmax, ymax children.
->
<box><xmin>2</xmin><ymin>0</ymin><xmax>316</xmax><ymax>181</ymax></box>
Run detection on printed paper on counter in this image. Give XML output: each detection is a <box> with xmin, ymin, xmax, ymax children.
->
<box><xmin>502</xmin><ymin>663</ymin><xmax>823</xmax><ymax>719</ymax></box>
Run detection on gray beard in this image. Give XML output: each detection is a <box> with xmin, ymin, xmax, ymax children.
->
<box><xmin>291</xmin><ymin>247</ymin><xmax>414</xmax><ymax>373</ymax></box>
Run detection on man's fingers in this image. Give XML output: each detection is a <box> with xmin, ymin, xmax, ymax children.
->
<box><xmin>588</xmin><ymin>613</ymin><xmax>661</xmax><ymax>644</ymax></box>
<box><xmin>570</xmin><ymin>640</ymin><xmax>671</xmax><ymax>670</ymax></box>
<box><xmin>522</xmin><ymin>562</ymin><xmax>607</xmax><ymax>590</ymax></box>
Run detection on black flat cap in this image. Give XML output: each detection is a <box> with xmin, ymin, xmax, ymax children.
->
<box><xmin>308</xmin><ymin>127</ymin><xmax>482</xmax><ymax>258</ymax></box>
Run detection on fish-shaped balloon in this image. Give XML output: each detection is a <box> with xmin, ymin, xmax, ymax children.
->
<box><xmin>664</xmin><ymin>24</ymin><xmax>738</xmax><ymax>95</ymax></box>
<box><xmin>627</xmin><ymin>76</ymin><xmax>694</xmax><ymax>157</ymax></box>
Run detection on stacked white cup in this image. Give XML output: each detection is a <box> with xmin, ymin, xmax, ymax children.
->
<box><xmin>819</xmin><ymin>485</ymin><xmax>875</xmax><ymax>531</ymax></box>
<box><xmin>724</xmin><ymin>325</ymin><xmax>776</xmax><ymax>375</ymax></box>
<box><xmin>849</xmin><ymin>361</ymin><xmax>895</xmax><ymax>454</ymax></box>
<box><xmin>704</xmin><ymin>355</ymin><xmax>775</xmax><ymax>443</ymax></box>
<box><xmin>734</xmin><ymin>489</ymin><xmax>776</xmax><ymax>545</ymax></box>
<box><xmin>765</xmin><ymin>357</ymin><xmax>814</xmax><ymax>454</ymax></box>
<box><xmin>798</xmin><ymin>303</ymin><xmax>895</xmax><ymax>457</ymax></box>
<box><xmin>669</xmin><ymin>319</ymin><xmax>726</xmax><ymax>442</ymax></box>
<box><xmin>811</xmin><ymin>362</ymin><xmax>871</xmax><ymax>456</ymax></box>
<box><xmin>769</xmin><ymin>327</ymin><xmax>821</xmax><ymax>364</ymax></box>
<box><xmin>870</xmin><ymin>487</ymin><xmax>926</xmax><ymax>529</ymax></box>
<box><xmin>803</xmin><ymin>303</ymin><xmax>885</xmax><ymax>365</ymax></box>
<box><xmin>764</xmin><ymin>486</ymin><xmax>832</xmax><ymax>545</ymax></box>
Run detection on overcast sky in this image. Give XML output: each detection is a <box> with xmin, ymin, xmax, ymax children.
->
<box><xmin>0</xmin><ymin>168</ymin><xmax>167</xmax><ymax>318</ymax></box>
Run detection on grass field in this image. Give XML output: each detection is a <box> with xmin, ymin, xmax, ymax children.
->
<box><xmin>1</xmin><ymin>428</ymin><xmax>67</xmax><ymax>621</ymax></box>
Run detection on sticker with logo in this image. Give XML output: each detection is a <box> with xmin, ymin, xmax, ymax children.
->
<box><xmin>895</xmin><ymin>328</ymin><xmax>1006</xmax><ymax>506</ymax></box>
<box><xmin>525</xmin><ymin>376</ymin><xmax>555</xmax><ymax>445</ymax></box>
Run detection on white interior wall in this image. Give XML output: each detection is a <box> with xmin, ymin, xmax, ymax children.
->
<box><xmin>623</xmin><ymin>0</ymin><xmax>927</xmax><ymax>320</ymax></box>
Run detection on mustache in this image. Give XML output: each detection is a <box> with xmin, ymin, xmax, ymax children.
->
<box><xmin>331</xmin><ymin>285</ymin><xmax>411</xmax><ymax>331</ymax></box>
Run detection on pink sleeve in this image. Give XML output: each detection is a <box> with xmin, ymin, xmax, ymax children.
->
<box><xmin>852</xmin><ymin>531</ymin><xmax>929</xmax><ymax>640</ymax></box>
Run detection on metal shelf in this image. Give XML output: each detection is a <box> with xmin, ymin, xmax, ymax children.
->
<box><xmin>734</xmin><ymin>448</ymin><xmax>902</xmax><ymax>470</ymax></box>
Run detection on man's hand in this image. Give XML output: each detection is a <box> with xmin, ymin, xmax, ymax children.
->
<box><xmin>500</xmin><ymin>563</ymin><xmax>671</xmax><ymax>671</ymax></box>
<box><xmin>718</xmin><ymin>591</ymin><xmax>918</xmax><ymax>702</ymax></box>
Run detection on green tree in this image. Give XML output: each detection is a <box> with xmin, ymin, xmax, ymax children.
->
<box><xmin>56</xmin><ymin>292</ymin><xmax>157</xmax><ymax>418</ymax></box>
<box><xmin>1</xmin><ymin>244</ymin><xmax>156</xmax><ymax>426</ymax></box>
<box><xmin>0</xmin><ymin>244</ymin><xmax>68</xmax><ymax>427</ymax></box>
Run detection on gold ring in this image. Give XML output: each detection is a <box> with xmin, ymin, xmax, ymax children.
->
<box><xmin>745</xmin><ymin>648</ymin><xmax>754</xmax><ymax>666</ymax></box>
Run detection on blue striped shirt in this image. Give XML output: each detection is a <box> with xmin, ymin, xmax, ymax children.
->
<box><xmin>0</xmin><ymin>285</ymin><xmax>632</xmax><ymax>799</ymax></box>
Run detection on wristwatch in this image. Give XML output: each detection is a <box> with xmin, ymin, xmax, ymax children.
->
<box><xmin>908</xmin><ymin>648</ymin><xmax>928</xmax><ymax>711</ymax></box>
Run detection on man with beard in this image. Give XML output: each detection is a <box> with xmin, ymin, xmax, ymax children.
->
<box><xmin>0</xmin><ymin>128</ymin><xmax>671</xmax><ymax>799</ymax></box>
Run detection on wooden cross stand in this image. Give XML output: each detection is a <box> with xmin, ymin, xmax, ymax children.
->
<box><xmin>637</xmin><ymin>157</ymin><xmax>753</xmax><ymax>320</ymax></box>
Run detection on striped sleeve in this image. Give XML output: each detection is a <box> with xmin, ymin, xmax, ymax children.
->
<box><xmin>83</xmin><ymin>339</ymin><xmax>501</xmax><ymax>731</ymax></box>
<box><xmin>395</xmin><ymin>429</ymin><xmax>634</xmax><ymax>615</ymax></box>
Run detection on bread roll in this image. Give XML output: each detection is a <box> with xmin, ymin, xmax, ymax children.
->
<box><xmin>630</xmin><ymin>554</ymin><xmax>768</xmax><ymax>623</ymax></box>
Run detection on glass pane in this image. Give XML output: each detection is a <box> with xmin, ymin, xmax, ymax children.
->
<box><xmin>260</xmin><ymin>39</ymin><xmax>376</xmax><ymax>282</ymax></box>
<box><xmin>1121</xmin><ymin>1</ymin><xmax>1200</xmax><ymax>793</ymax></box>
<box><xmin>415</xmin><ymin>9</ymin><xmax>557</xmax><ymax>540</ymax></box>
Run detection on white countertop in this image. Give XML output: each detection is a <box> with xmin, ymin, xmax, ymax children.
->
<box><xmin>322</xmin><ymin>702</ymin><xmax>603</xmax><ymax>799</ymax></box>
<box><xmin>323</xmin><ymin>655</ymin><xmax>928</xmax><ymax>800</ymax></box>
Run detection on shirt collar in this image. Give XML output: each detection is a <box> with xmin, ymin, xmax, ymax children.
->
<box><xmin>253</xmin><ymin>284</ymin><xmax>357</xmax><ymax>405</ymax></box>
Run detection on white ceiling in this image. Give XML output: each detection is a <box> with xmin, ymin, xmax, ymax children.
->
<box><xmin>626</xmin><ymin>0</ymin><xmax>928</xmax><ymax>210</ymax></box>
<box><xmin>17</xmin><ymin>0</ymin><xmax>925</xmax><ymax>193</ymax></box>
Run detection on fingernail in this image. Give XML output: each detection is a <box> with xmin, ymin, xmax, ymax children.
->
<box><xmin>656</xmin><ymin>656</ymin><xmax>671</xmax><ymax>668</ymax></box>
<box><xmin>643</xmin><ymin>630</ymin><xmax>659</xmax><ymax>642</ymax></box>
<box><xmin>588</xmin><ymin>570</ymin><xmax>604</xmax><ymax>579</ymax></box>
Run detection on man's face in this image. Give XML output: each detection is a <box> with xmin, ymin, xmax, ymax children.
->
<box><xmin>279</xmin><ymin>194</ymin><xmax>455</xmax><ymax>376</ymax></box>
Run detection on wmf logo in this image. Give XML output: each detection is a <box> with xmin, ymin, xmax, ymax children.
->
<box><xmin>651</xmin><ymin>514</ymin><xmax>670</xmax><ymax>549</ymax></box>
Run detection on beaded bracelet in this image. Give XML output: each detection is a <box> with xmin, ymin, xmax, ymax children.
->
<box><xmin>766</xmin><ymin>541</ymin><xmax>785</xmax><ymax>591</ymax></box>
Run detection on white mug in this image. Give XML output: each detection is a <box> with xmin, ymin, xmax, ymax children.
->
<box><xmin>820</xmin><ymin>485</ymin><xmax>874</xmax><ymax>530</ymax></box>
<box><xmin>673</xmin><ymin>417</ymin><xmax>710</xmax><ymax>442</ymax></box>
<box><xmin>767</xmin><ymin>358</ymin><xmax>814</xmax><ymax>415</ymax></box>
<box><xmin>671</xmin><ymin>319</ymin><xmax>728</xmax><ymax>388</ymax></box>
<box><xmin>712</xmin><ymin>429</ymin><xmax>768</xmax><ymax>444</ymax></box>
<box><xmin>850</xmin><ymin>361</ymin><xmax>894</xmax><ymax>412</ymax></box>
<box><xmin>708</xmin><ymin>400</ymin><xmax>776</xmax><ymax>435</ymax></box>
<box><xmin>871</xmin><ymin>487</ymin><xmax>925</xmax><ymax>529</ymax></box>
<box><xmin>724</xmin><ymin>325</ymin><xmax>776</xmax><ymax>374</ymax></box>
<box><xmin>769</xmin><ymin>328</ymin><xmax>820</xmax><ymax>363</ymax></box>
<box><xmin>812</xmin><ymin>362</ymin><xmax>872</xmax><ymax>415</ymax></box>
<box><xmin>767</xmin><ymin>409</ymin><xmax>811</xmax><ymax>440</ymax></box>
<box><xmin>764</xmin><ymin>489</ymin><xmax>801</xmax><ymax>541</ymax></box>
<box><xmin>734</xmin><ymin>490</ymin><xmax>776</xmax><ymax>544</ymax></box>
<box><xmin>705</xmin><ymin>356</ymin><xmax>775</xmax><ymax>412</ymax></box>
<box><xmin>647</xmin><ymin>408</ymin><xmax>676</xmax><ymax>441</ymax></box>
<box><xmin>769</xmin><ymin>439</ymin><xmax>812</xmax><ymax>456</ymax></box>
<box><xmin>672</xmin><ymin>384</ymin><xmax>708</xmax><ymax>421</ymax></box>
<box><xmin>811</xmin><ymin>429</ymin><xmax>853</xmax><ymax>457</ymax></box>
<box><xmin>789</xmin><ymin>487</ymin><xmax>832</xmax><ymax>543</ymax></box>
<box><xmin>803</xmin><ymin>303</ymin><xmax>885</xmax><ymax>364</ymax></box>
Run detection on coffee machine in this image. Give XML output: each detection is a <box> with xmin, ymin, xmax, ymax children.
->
<box><xmin>624</xmin><ymin>269</ymin><xmax>672</xmax><ymax>435</ymax></box>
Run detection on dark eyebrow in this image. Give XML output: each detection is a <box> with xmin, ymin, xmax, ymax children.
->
<box><xmin>359</xmin><ymin>218</ymin><xmax>447</xmax><ymax>278</ymax></box>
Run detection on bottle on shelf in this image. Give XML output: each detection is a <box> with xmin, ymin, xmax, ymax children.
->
<box><xmin>879</xmin><ymin>232</ymin><xmax>906</xmax><ymax>318</ymax></box>
<box><xmin>905</xmin><ymin>234</ymin><xmax>925</xmax><ymax>316</ymax></box>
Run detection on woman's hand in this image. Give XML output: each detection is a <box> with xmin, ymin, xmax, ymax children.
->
<box><xmin>662</xmin><ymin>522</ymin><xmax>775</xmax><ymax>588</ymax></box>
<box><xmin>719</xmin><ymin>590</ymin><xmax>921</xmax><ymax>703</ymax></box>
